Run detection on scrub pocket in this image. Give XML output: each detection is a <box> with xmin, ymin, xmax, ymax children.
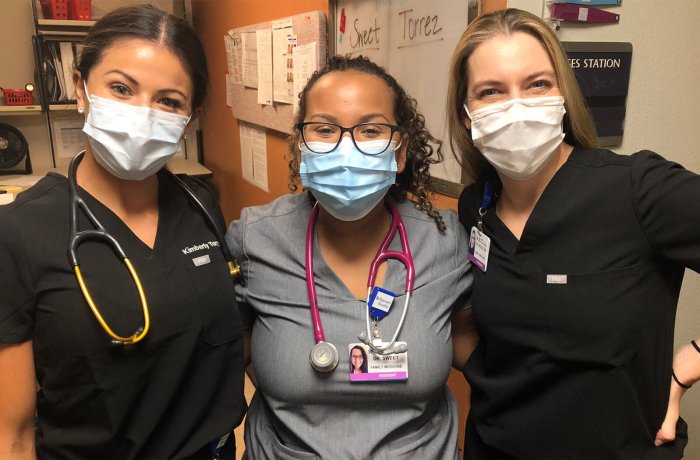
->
<box><xmin>387</xmin><ymin>391</ymin><xmax>458</xmax><ymax>459</ymax></box>
<box><xmin>265</xmin><ymin>427</ymin><xmax>319</xmax><ymax>460</ymax></box>
<box><xmin>541</xmin><ymin>263</ymin><xmax>646</xmax><ymax>367</ymax></box>
<box><xmin>185</xmin><ymin>249</ymin><xmax>243</xmax><ymax>346</ymax></box>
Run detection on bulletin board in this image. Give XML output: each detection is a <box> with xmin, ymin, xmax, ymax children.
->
<box><xmin>331</xmin><ymin>0</ymin><xmax>477</xmax><ymax>196</ymax></box>
<box><xmin>226</xmin><ymin>10</ymin><xmax>327</xmax><ymax>135</ymax></box>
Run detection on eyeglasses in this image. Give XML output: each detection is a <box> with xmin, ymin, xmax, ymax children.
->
<box><xmin>296</xmin><ymin>122</ymin><xmax>403</xmax><ymax>155</ymax></box>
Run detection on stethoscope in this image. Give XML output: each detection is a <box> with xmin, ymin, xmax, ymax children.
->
<box><xmin>305</xmin><ymin>197</ymin><xmax>415</xmax><ymax>372</ymax></box>
<box><xmin>68</xmin><ymin>151</ymin><xmax>241</xmax><ymax>345</ymax></box>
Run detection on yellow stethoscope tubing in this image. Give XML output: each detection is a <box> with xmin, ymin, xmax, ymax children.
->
<box><xmin>73</xmin><ymin>259</ymin><xmax>150</xmax><ymax>344</ymax></box>
<box><xmin>228</xmin><ymin>260</ymin><xmax>241</xmax><ymax>279</ymax></box>
<box><xmin>68</xmin><ymin>151</ymin><xmax>241</xmax><ymax>345</ymax></box>
<box><xmin>68</xmin><ymin>152</ymin><xmax>152</xmax><ymax>345</ymax></box>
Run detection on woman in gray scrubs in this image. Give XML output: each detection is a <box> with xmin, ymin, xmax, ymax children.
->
<box><xmin>227</xmin><ymin>55</ymin><xmax>477</xmax><ymax>459</ymax></box>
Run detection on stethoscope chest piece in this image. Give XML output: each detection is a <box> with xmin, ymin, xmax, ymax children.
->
<box><xmin>310</xmin><ymin>341</ymin><xmax>339</xmax><ymax>372</ymax></box>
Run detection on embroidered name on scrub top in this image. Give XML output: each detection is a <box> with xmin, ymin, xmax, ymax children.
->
<box><xmin>181</xmin><ymin>240</ymin><xmax>220</xmax><ymax>254</ymax></box>
<box><xmin>182</xmin><ymin>240</ymin><xmax>219</xmax><ymax>267</ymax></box>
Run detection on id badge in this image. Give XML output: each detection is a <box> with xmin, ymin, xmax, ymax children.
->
<box><xmin>468</xmin><ymin>226</ymin><xmax>490</xmax><ymax>272</ymax></box>
<box><xmin>348</xmin><ymin>342</ymin><xmax>408</xmax><ymax>382</ymax></box>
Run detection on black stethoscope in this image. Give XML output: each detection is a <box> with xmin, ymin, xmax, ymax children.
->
<box><xmin>68</xmin><ymin>151</ymin><xmax>240</xmax><ymax>345</ymax></box>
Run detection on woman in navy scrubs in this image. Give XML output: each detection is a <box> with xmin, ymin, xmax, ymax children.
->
<box><xmin>447</xmin><ymin>8</ymin><xmax>700</xmax><ymax>459</ymax></box>
<box><xmin>0</xmin><ymin>6</ymin><xmax>244</xmax><ymax>459</ymax></box>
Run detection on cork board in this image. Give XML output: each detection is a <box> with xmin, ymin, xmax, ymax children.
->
<box><xmin>226</xmin><ymin>10</ymin><xmax>327</xmax><ymax>134</ymax></box>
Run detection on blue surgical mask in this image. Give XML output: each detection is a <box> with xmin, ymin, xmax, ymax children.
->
<box><xmin>82</xmin><ymin>82</ymin><xmax>190</xmax><ymax>181</ymax></box>
<box><xmin>300</xmin><ymin>136</ymin><xmax>398</xmax><ymax>221</ymax></box>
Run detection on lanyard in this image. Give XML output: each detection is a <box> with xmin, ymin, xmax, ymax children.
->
<box><xmin>477</xmin><ymin>180</ymin><xmax>493</xmax><ymax>232</ymax></box>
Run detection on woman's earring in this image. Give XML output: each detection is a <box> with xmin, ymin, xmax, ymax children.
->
<box><xmin>77</xmin><ymin>106</ymin><xmax>84</xmax><ymax>114</ymax></box>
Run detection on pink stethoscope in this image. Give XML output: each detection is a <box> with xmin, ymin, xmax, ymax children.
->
<box><xmin>305</xmin><ymin>197</ymin><xmax>415</xmax><ymax>372</ymax></box>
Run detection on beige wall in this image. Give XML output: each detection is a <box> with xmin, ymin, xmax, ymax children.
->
<box><xmin>0</xmin><ymin>0</ymin><xmax>52</xmax><ymax>170</ymax></box>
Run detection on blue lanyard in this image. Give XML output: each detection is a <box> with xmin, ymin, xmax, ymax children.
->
<box><xmin>478</xmin><ymin>181</ymin><xmax>493</xmax><ymax>232</ymax></box>
<box><xmin>481</xmin><ymin>181</ymin><xmax>493</xmax><ymax>210</ymax></box>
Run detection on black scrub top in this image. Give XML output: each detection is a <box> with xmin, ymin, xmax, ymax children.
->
<box><xmin>0</xmin><ymin>172</ymin><xmax>245</xmax><ymax>459</ymax></box>
<box><xmin>458</xmin><ymin>148</ymin><xmax>700</xmax><ymax>459</ymax></box>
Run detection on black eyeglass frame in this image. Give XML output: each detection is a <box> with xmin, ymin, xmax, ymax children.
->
<box><xmin>295</xmin><ymin>122</ymin><xmax>404</xmax><ymax>155</ymax></box>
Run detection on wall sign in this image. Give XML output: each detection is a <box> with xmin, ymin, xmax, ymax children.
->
<box><xmin>563</xmin><ymin>41</ymin><xmax>633</xmax><ymax>147</ymax></box>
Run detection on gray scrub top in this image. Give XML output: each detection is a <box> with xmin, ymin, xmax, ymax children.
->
<box><xmin>227</xmin><ymin>192</ymin><xmax>472</xmax><ymax>459</ymax></box>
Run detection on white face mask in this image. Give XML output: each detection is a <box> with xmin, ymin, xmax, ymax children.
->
<box><xmin>465</xmin><ymin>95</ymin><xmax>566</xmax><ymax>180</ymax></box>
<box><xmin>82</xmin><ymin>83</ymin><xmax>190</xmax><ymax>181</ymax></box>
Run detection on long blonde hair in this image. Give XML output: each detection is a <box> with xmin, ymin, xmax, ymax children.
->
<box><xmin>446</xmin><ymin>8</ymin><xmax>598</xmax><ymax>182</ymax></box>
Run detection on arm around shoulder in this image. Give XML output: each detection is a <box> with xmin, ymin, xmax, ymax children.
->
<box><xmin>243</xmin><ymin>329</ymin><xmax>259</xmax><ymax>387</ymax></box>
<box><xmin>447</xmin><ymin>210</ymin><xmax>479</xmax><ymax>370</ymax></box>
<box><xmin>452</xmin><ymin>308</ymin><xmax>479</xmax><ymax>370</ymax></box>
<box><xmin>0</xmin><ymin>341</ymin><xmax>36</xmax><ymax>460</ymax></box>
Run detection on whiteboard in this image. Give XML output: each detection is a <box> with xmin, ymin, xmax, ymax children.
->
<box><xmin>332</xmin><ymin>0</ymin><xmax>474</xmax><ymax>195</ymax></box>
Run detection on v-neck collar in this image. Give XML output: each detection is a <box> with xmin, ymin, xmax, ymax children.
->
<box><xmin>75</xmin><ymin>171</ymin><xmax>182</xmax><ymax>258</ymax></box>
<box><xmin>485</xmin><ymin>147</ymin><xmax>580</xmax><ymax>254</ymax></box>
<box><xmin>309</xmin><ymin>206</ymin><xmax>405</xmax><ymax>302</ymax></box>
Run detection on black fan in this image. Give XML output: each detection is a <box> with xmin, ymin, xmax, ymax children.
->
<box><xmin>0</xmin><ymin>123</ymin><xmax>32</xmax><ymax>175</ymax></box>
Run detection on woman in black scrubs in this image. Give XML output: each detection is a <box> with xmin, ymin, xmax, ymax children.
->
<box><xmin>0</xmin><ymin>6</ymin><xmax>244</xmax><ymax>459</ymax></box>
<box><xmin>447</xmin><ymin>8</ymin><xmax>700</xmax><ymax>459</ymax></box>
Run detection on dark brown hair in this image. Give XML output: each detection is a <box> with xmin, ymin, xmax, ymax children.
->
<box><xmin>75</xmin><ymin>4</ymin><xmax>208</xmax><ymax>110</ymax></box>
<box><xmin>288</xmin><ymin>55</ymin><xmax>446</xmax><ymax>231</ymax></box>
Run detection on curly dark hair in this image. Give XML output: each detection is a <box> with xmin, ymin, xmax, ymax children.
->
<box><xmin>287</xmin><ymin>55</ymin><xmax>446</xmax><ymax>231</ymax></box>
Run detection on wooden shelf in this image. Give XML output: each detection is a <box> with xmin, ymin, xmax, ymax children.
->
<box><xmin>0</xmin><ymin>105</ymin><xmax>42</xmax><ymax>115</ymax></box>
<box><xmin>48</xmin><ymin>104</ymin><xmax>78</xmax><ymax>111</ymax></box>
<box><xmin>168</xmin><ymin>157</ymin><xmax>213</xmax><ymax>179</ymax></box>
<box><xmin>37</xmin><ymin>19</ymin><xmax>95</xmax><ymax>27</ymax></box>
<box><xmin>36</xmin><ymin>19</ymin><xmax>95</xmax><ymax>37</ymax></box>
<box><xmin>0</xmin><ymin>158</ymin><xmax>211</xmax><ymax>194</ymax></box>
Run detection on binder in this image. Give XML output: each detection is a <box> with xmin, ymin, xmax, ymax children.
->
<box><xmin>59</xmin><ymin>42</ymin><xmax>76</xmax><ymax>101</ymax></box>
